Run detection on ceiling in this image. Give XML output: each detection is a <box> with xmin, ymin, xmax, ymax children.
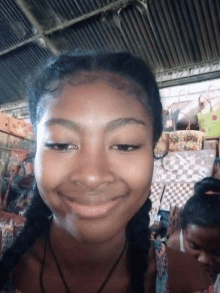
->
<box><xmin>0</xmin><ymin>0</ymin><xmax>219</xmax><ymax>104</ymax></box>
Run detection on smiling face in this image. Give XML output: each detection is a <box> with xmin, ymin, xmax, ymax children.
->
<box><xmin>184</xmin><ymin>225</ymin><xmax>220</xmax><ymax>274</ymax></box>
<box><xmin>34</xmin><ymin>79</ymin><xmax>154</xmax><ymax>243</ymax></box>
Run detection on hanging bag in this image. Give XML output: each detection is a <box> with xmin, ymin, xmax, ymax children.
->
<box><xmin>197</xmin><ymin>88</ymin><xmax>220</xmax><ymax>138</ymax></box>
<box><xmin>169</xmin><ymin>112</ymin><xmax>205</xmax><ymax>152</ymax></box>
<box><xmin>176</xmin><ymin>89</ymin><xmax>199</xmax><ymax>128</ymax></box>
<box><xmin>154</xmin><ymin>132</ymin><xmax>170</xmax><ymax>156</ymax></box>
<box><xmin>163</xmin><ymin>102</ymin><xmax>180</xmax><ymax>132</ymax></box>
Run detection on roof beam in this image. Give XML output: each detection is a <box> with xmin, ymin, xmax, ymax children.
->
<box><xmin>157</xmin><ymin>60</ymin><xmax>220</xmax><ymax>88</ymax></box>
<box><xmin>15</xmin><ymin>0</ymin><xmax>60</xmax><ymax>56</ymax></box>
<box><xmin>4</xmin><ymin>0</ymin><xmax>132</xmax><ymax>57</ymax></box>
<box><xmin>44</xmin><ymin>0</ymin><xmax>132</xmax><ymax>35</ymax></box>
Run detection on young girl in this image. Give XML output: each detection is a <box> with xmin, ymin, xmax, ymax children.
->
<box><xmin>168</xmin><ymin>177</ymin><xmax>220</xmax><ymax>292</ymax></box>
<box><xmin>0</xmin><ymin>52</ymin><xmax>212</xmax><ymax>292</ymax></box>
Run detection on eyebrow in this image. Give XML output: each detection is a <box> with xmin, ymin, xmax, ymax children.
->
<box><xmin>44</xmin><ymin>118</ymin><xmax>82</xmax><ymax>132</ymax></box>
<box><xmin>44</xmin><ymin>117</ymin><xmax>146</xmax><ymax>133</ymax></box>
<box><xmin>104</xmin><ymin>118</ymin><xmax>146</xmax><ymax>133</ymax></box>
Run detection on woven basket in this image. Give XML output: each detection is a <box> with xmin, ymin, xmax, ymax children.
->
<box><xmin>155</xmin><ymin>132</ymin><xmax>170</xmax><ymax>155</ymax></box>
<box><xmin>169</xmin><ymin>130</ymin><xmax>205</xmax><ymax>152</ymax></box>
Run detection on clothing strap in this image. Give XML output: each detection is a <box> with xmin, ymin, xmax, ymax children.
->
<box><xmin>180</xmin><ymin>230</ymin><xmax>186</xmax><ymax>253</ymax></box>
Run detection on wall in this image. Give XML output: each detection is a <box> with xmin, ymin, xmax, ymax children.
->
<box><xmin>160</xmin><ymin>78</ymin><xmax>220</xmax><ymax>109</ymax></box>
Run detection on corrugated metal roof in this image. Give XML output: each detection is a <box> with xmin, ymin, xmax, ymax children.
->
<box><xmin>0</xmin><ymin>0</ymin><xmax>219</xmax><ymax>104</ymax></box>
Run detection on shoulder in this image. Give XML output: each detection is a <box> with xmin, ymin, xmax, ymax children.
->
<box><xmin>146</xmin><ymin>241</ymin><xmax>211</xmax><ymax>293</ymax></box>
<box><xmin>166</xmin><ymin>246</ymin><xmax>211</xmax><ymax>292</ymax></box>
<box><xmin>167</xmin><ymin>231</ymin><xmax>181</xmax><ymax>251</ymax></box>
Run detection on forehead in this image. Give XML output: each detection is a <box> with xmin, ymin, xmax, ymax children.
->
<box><xmin>186</xmin><ymin>225</ymin><xmax>220</xmax><ymax>248</ymax></box>
<box><xmin>41</xmin><ymin>80</ymin><xmax>151</xmax><ymax>127</ymax></box>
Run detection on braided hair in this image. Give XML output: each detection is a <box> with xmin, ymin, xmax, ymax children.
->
<box><xmin>0</xmin><ymin>51</ymin><xmax>162</xmax><ymax>292</ymax></box>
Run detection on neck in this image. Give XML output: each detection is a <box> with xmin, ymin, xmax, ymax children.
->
<box><xmin>49</xmin><ymin>218</ymin><xmax>127</xmax><ymax>273</ymax></box>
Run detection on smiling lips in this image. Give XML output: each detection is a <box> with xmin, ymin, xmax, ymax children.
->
<box><xmin>59</xmin><ymin>193</ymin><xmax>122</xmax><ymax>218</ymax></box>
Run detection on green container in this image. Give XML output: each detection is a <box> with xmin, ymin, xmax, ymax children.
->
<box><xmin>198</xmin><ymin>106</ymin><xmax>220</xmax><ymax>138</ymax></box>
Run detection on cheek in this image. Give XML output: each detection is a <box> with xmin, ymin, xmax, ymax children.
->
<box><xmin>34</xmin><ymin>150</ymin><xmax>68</xmax><ymax>192</ymax></box>
<box><xmin>122</xmin><ymin>153</ymin><xmax>154</xmax><ymax>194</ymax></box>
<box><xmin>118</xmin><ymin>154</ymin><xmax>154</xmax><ymax>216</ymax></box>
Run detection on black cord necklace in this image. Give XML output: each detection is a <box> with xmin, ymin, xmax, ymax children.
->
<box><xmin>40</xmin><ymin>231</ymin><xmax>127</xmax><ymax>293</ymax></box>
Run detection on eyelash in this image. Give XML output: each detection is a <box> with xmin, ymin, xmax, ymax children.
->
<box><xmin>45</xmin><ymin>143</ymin><xmax>141</xmax><ymax>152</ymax></box>
<box><xmin>111</xmin><ymin>144</ymin><xmax>141</xmax><ymax>152</ymax></box>
<box><xmin>45</xmin><ymin>143</ymin><xmax>77</xmax><ymax>151</ymax></box>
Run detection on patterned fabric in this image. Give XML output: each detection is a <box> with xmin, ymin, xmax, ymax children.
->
<box><xmin>1</xmin><ymin>226</ymin><xmax>14</xmax><ymax>255</ymax></box>
<box><xmin>154</xmin><ymin>241</ymin><xmax>170</xmax><ymax>293</ymax></box>
<box><xmin>160</xmin><ymin>182</ymin><xmax>194</xmax><ymax>211</ymax></box>
<box><xmin>169</xmin><ymin>130</ymin><xmax>204</xmax><ymax>152</ymax></box>
<box><xmin>152</xmin><ymin>150</ymin><xmax>216</xmax><ymax>183</ymax></box>
<box><xmin>149</xmin><ymin>183</ymin><xmax>165</xmax><ymax>225</ymax></box>
<box><xmin>0</xmin><ymin>224</ymin><xmax>22</xmax><ymax>293</ymax></box>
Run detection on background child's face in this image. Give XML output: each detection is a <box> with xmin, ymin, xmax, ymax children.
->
<box><xmin>184</xmin><ymin>224</ymin><xmax>220</xmax><ymax>274</ymax></box>
<box><xmin>34</xmin><ymin>80</ymin><xmax>154</xmax><ymax>243</ymax></box>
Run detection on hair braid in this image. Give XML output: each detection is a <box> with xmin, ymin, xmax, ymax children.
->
<box><xmin>0</xmin><ymin>184</ymin><xmax>52</xmax><ymax>289</ymax></box>
<box><xmin>127</xmin><ymin>198</ymin><xmax>152</xmax><ymax>293</ymax></box>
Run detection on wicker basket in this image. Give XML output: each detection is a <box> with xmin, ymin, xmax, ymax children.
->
<box><xmin>154</xmin><ymin>132</ymin><xmax>170</xmax><ymax>155</ymax></box>
<box><xmin>169</xmin><ymin>130</ymin><xmax>205</xmax><ymax>152</ymax></box>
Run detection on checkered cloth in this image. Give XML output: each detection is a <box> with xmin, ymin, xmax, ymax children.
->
<box><xmin>149</xmin><ymin>182</ymin><xmax>165</xmax><ymax>225</ymax></box>
<box><xmin>160</xmin><ymin>182</ymin><xmax>195</xmax><ymax>211</ymax></box>
<box><xmin>152</xmin><ymin>150</ymin><xmax>216</xmax><ymax>183</ymax></box>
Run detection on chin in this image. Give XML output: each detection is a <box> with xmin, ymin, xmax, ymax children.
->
<box><xmin>62</xmin><ymin>215</ymin><xmax>125</xmax><ymax>244</ymax></box>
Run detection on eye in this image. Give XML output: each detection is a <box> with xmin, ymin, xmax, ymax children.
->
<box><xmin>45</xmin><ymin>143</ymin><xmax>78</xmax><ymax>151</ymax></box>
<box><xmin>189</xmin><ymin>242</ymin><xmax>200</xmax><ymax>250</ymax></box>
<box><xmin>111</xmin><ymin>144</ymin><xmax>141</xmax><ymax>152</ymax></box>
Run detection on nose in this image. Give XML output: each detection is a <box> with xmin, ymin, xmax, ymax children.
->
<box><xmin>70</xmin><ymin>147</ymin><xmax>116</xmax><ymax>190</ymax></box>
<box><xmin>197</xmin><ymin>251</ymin><xmax>214</xmax><ymax>268</ymax></box>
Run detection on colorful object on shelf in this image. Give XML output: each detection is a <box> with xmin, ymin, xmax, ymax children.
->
<box><xmin>8</xmin><ymin>117</ymin><xmax>34</xmax><ymax>140</ymax></box>
<box><xmin>10</xmin><ymin>149</ymin><xmax>29</xmax><ymax>162</ymax></box>
<box><xmin>8</xmin><ymin>135</ymin><xmax>34</xmax><ymax>149</ymax></box>
<box><xmin>0</xmin><ymin>132</ymin><xmax>8</xmax><ymax>147</ymax></box>
<box><xmin>0</xmin><ymin>112</ymin><xmax>9</xmax><ymax>134</ymax></box>
<box><xmin>6</xmin><ymin>149</ymin><xmax>29</xmax><ymax>175</ymax></box>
